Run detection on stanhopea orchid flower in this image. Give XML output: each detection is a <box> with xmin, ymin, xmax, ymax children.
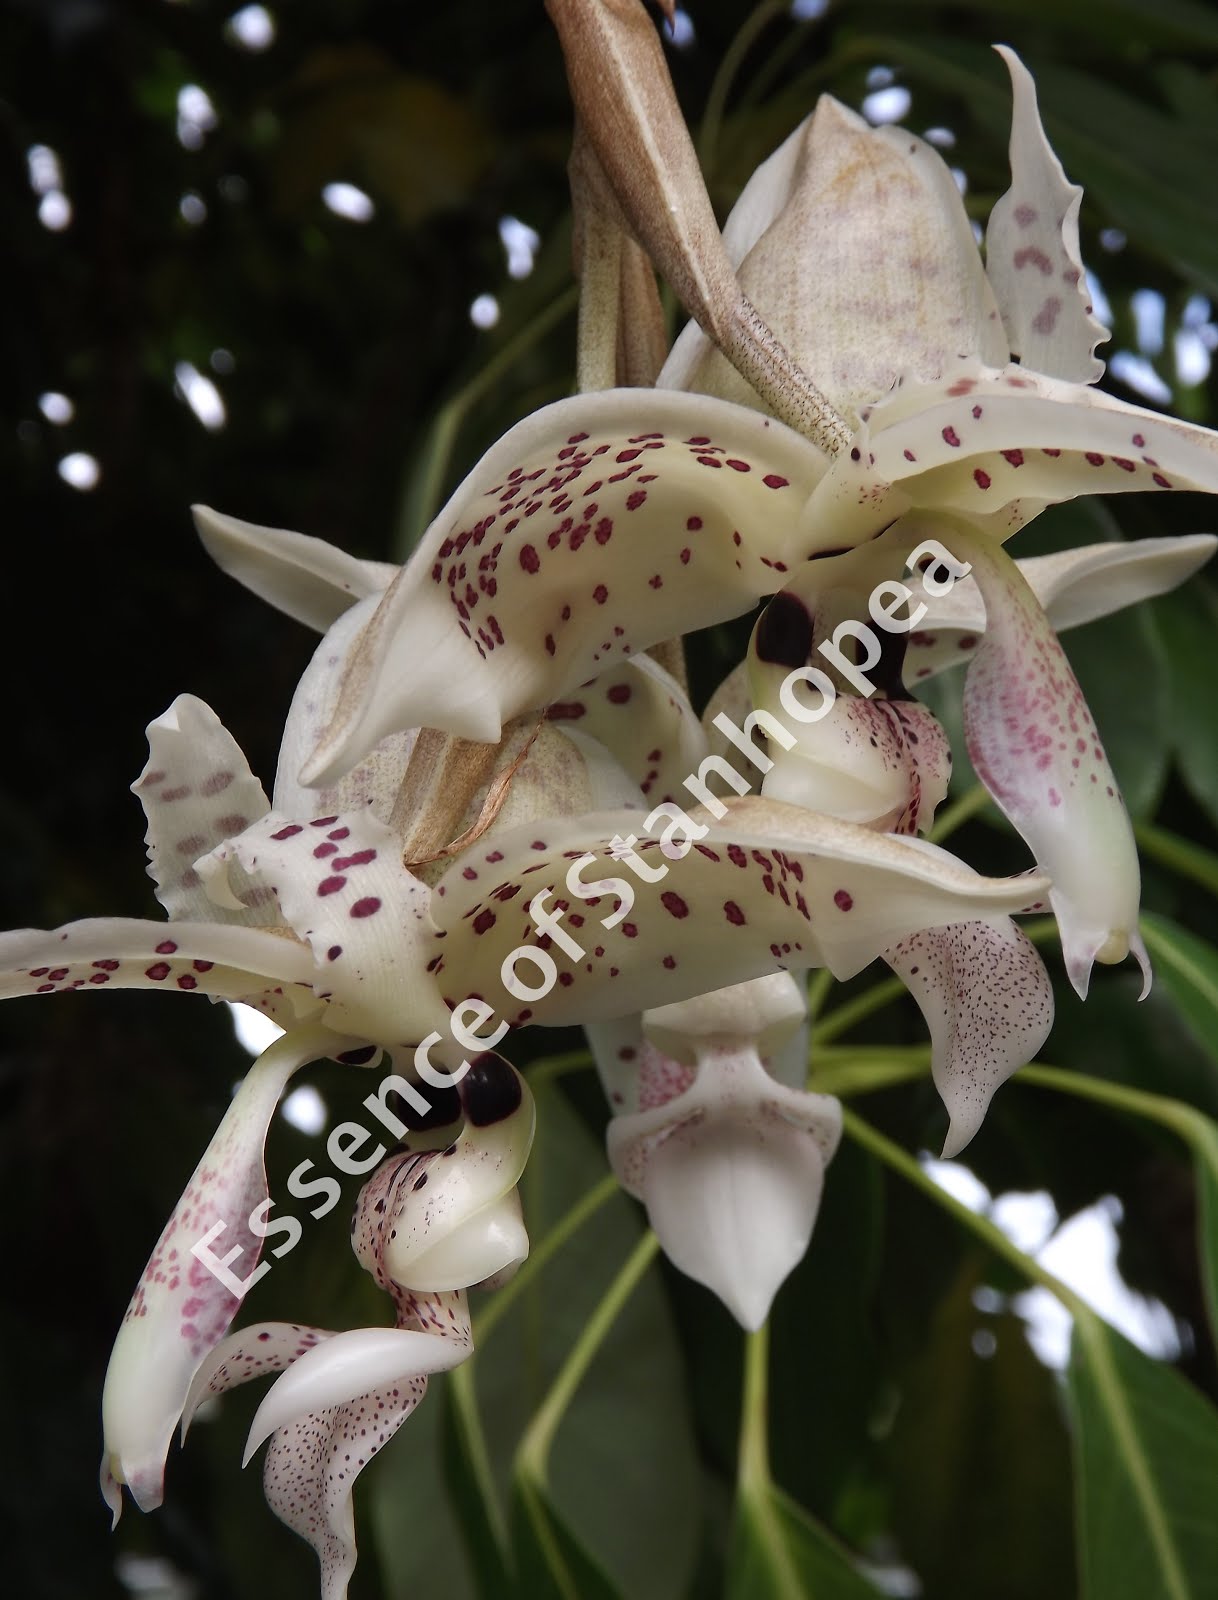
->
<box><xmin>0</xmin><ymin>511</ymin><xmax>1062</xmax><ymax>1536</ymax></box>
<box><xmin>173</xmin><ymin>1053</ymin><xmax>534</xmax><ymax>1600</ymax></box>
<box><xmin>196</xmin><ymin>514</ymin><xmax>1054</xmax><ymax>1280</ymax></box>
<box><xmin>588</xmin><ymin>973</ymin><xmax>840</xmax><ymax>1329</ymax></box>
<box><xmin>221</xmin><ymin>31</ymin><xmax>1218</xmax><ymax>1007</ymax></box>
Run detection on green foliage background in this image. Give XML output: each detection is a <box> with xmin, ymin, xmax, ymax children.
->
<box><xmin>3</xmin><ymin>1</ymin><xmax>1218</xmax><ymax>1596</ymax></box>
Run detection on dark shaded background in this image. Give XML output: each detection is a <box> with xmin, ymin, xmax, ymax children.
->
<box><xmin>4</xmin><ymin>1</ymin><xmax>1218</xmax><ymax>1596</ymax></box>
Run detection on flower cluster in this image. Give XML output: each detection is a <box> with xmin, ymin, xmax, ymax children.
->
<box><xmin>5</xmin><ymin>3</ymin><xmax>1217</xmax><ymax>1594</ymax></box>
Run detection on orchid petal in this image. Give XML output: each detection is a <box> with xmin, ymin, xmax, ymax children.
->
<box><xmin>865</xmin><ymin>365</ymin><xmax>1218</xmax><ymax>523</ymax></box>
<box><xmin>905</xmin><ymin>533</ymin><xmax>1218</xmax><ymax>684</ymax></box>
<box><xmin>249</xmin><ymin>1304</ymin><xmax>471</xmax><ymax>1600</ymax></box>
<box><xmin>244</xmin><ymin>1317</ymin><xmax>471</xmax><ymax>1462</ymax></box>
<box><xmin>748</xmin><ymin>637</ymin><xmax>952</xmax><ymax>833</ymax></box>
<box><xmin>549</xmin><ymin>654</ymin><xmax>708</xmax><ymax>805</ymax></box>
<box><xmin>303</xmin><ymin>390</ymin><xmax>825</xmax><ymax>777</ymax></box>
<box><xmin>193</xmin><ymin>505</ymin><xmax>396</xmax><ymax>631</ymax></box>
<box><xmin>431</xmin><ymin>796</ymin><xmax>1048</xmax><ymax>1027</ymax></box>
<box><xmin>944</xmin><ymin>519</ymin><xmax>1150</xmax><ymax>997</ymax></box>
<box><xmin>886</xmin><ymin>918</ymin><xmax>1054</xmax><ymax>1158</ymax></box>
<box><xmin>201</xmin><ymin>809</ymin><xmax>446</xmax><ymax>1044</ymax></box>
<box><xmin>545</xmin><ymin>0</ymin><xmax>850</xmax><ymax>450</ymax></box>
<box><xmin>985</xmin><ymin>47</ymin><xmax>1108</xmax><ymax>383</ymax></box>
<box><xmin>100</xmin><ymin>1024</ymin><xmax>341</xmax><ymax>1518</ymax></box>
<box><xmin>273</xmin><ymin>594</ymin><xmax>419</xmax><ymax>823</ymax></box>
<box><xmin>182</xmin><ymin>1322</ymin><xmax>334</xmax><ymax>1435</ymax></box>
<box><xmin>134</xmin><ymin>695</ymin><xmax>274</xmax><ymax>924</ymax></box>
<box><xmin>609</xmin><ymin>1042</ymin><xmax>840</xmax><ymax>1329</ymax></box>
<box><xmin>0</xmin><ymin>916</ymin><xmax>314</xmax><ymax>1007</ymax></box>
<box><xmin>352</xmin><ymin>1056</ymin><xmax>535</xmax><ymax>1292</ymax></box>
<box><xmin>663</xmin><ymin>96</ymin><xmax>1007</xmax><ymax>421</ymax></box>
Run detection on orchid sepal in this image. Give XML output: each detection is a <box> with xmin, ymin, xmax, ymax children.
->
<box><xmin>100</xmin><ymin>1022</ymin><xmax>345</xmax><ymax>1521</ymax></box>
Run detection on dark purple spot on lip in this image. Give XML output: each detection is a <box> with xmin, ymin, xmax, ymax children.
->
<box><xmin>660</xmin><ymin>891</ymin><xmax>689</xmax><ymax>918</ymax></box>
<box><xmin>519</xmin><ymin>544</ymin><xmax>540</xmax><ymax>574</ymax></box>
<box><xmin>271</xmin><ymin>824</ymin><xmax>303</xmax><ymax>840</ymax></box>
<box><xmin>145</xmin><ymin>962</ymin><xmax>171</xmax><ymax>981</ymax></box>
<box><xmin>327</xmin><ymin>945</ymin><xmax>342</xmax><ymax>961</ymax></box>
<box><xmin>318</xmin><ymin>876</ymin><xmax>347</xmax><ymax>896</ymax></box>
<box><xmin>833</xmin><ymin>890</ymin><xmax>854</xmax><ymax>911</ymax></box>
<box><xmin>942</xmin><ymin>426</ymin><xmax>961</xmax><ymax>447</ymax></box>
<box><xmin>350</xmin><ymin>897</ymin><xmax>381</xmax><ymax>918</ymax></box>
<box><xmin>763</xmin><ymin>473</ymin><xmax>788</xmax><ymax>489</ymax></box>
<box><xmin>724</xmin><ymin>901</ymin><xmax>745</xmax><ymax>925</ymax></box>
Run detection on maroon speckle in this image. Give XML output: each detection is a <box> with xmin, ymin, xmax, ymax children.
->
<box><xmin>686</xmin><ymin>515</ymin><xmax>702</xmax><ymax>531</ymax></box>
<box><xmin>318</xmin><ymin>876</ymin><xmax>348</xmax><ymax>896</ymax></box>
<box><xmin>350</xmin><ymin>898</ymin><xmax>382</xmax><ymax>918</ymax></box>
<box><xmin>942</xmin><ymin>426</ymin><xmax>961</xmax><ymax>448</ymax></box>
<box><xmin>519</xmin><ymin>545</ymin><xmax>540</xmax><ymax>574</ymax></box>
<box><xmin>973</xmin><ymin>468</ymin><xmax>991</xmax><ymax>489</ymax></box>
<box><xmin>723</xmin><ymin>901</ymin><xmax>745</xmax><ymax>926</ymax></box>
<box><xmin>271</xmin><ymin>824</ymin><xmax>303</xmax><ymax>840</ymax></box>
<box><xmin>762</xmin><ymin>473</ymin><xmax>788</xmax><ymax>489</ymax></box>
<box><xmin>607</xmin><ymin>683</ymin><xmax>631</xmax><ymax>704</ymax></box>
<box><xmin>145</xmin><ymin>962</ymin><xmax>171</xmax><ymax>981</ymax></box>
<box><xmin>833</xmin><ymin>890</ymin><xmax>854</xmax><ymax>912</ymax></box>
<box><xmin>593</xmin><ymin>583</ymin><xmax>608</xmax><ymax>604</ymax></box>
<box><xmin>1001</xmin><ymin>449</ymin><xmax>1024</xmax><ymax>467</ymax></box>
<box><xmin>660</xmin><ymin>891</ymin><xmax>689</xmax><ymax>918</ymax></box>
<box><xmin>626</xmin><ymin>490</ymin><xmax>647</xmax><ymax>510</ymax></box>
<box><xmin>327</xmin><ymin>945</ymin><xmax>342</xmax><ymax>961</ymax></box>
<box><xmin>177</xmin><ymin>974</ymin><xmax>198</xmax><ymax>990</ymax></box>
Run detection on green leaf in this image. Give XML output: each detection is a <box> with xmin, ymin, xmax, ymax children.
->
<box><xmin>885</xmin><ymin>1263</ymin><xmax>1074</xmax><ymax>1599</ymax></box>
<box><xmin>1136</xmin><ymin>822</ymin><xmax>1218</xmax><ymax>900</ymax></box>
<box><xmin>442</xmin><ymin>1371</ymin><xmax>514</xmax><ymax>1600</ymax></box>
<box><xmin>1141</xmin><ymin>913</ymin><xmax>1218</xmax><ymax>1079</ymax></box>
<box><xmin>511</xmin><ymin>1475</ymin><xmax>626</xmax><ymax>1600</ymax></box>
<box><xmin>1068</xmin><ymin>1314</ymin><xmax>1218</xmax><ymax>1600</ymax></box>
<box><xmin>728</xmin><ymin>1484</ymin><xmax>885</xmax><ymax>1600</ymax></box>
<box><xmin>1153</xmin><ymin>583</ymin><xmax>1218</xmax><ymax>832</ymax></box>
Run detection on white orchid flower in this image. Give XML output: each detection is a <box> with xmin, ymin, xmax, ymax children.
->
<box><xmin>236</xmin><ymin>30</ymin><xmax>1217</xmax><ymax>1006</ymax></box>
<box><xmin>589</xmin><ymin>973</ymin><xmax>840</xmax><ymax>1329</ymax></box>
<box><xmin>177</xmin><ymin>1053</ymin><xmax>534</xmax><ymax>1600</ymax></box>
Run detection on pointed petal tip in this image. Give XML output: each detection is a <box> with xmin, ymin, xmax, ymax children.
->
<box><xmin>1132</xmin><ymin>927</ymin><xmax>1152</xmax><ymax>1001</ymax></box>
<box><xmin>940</xmin><ymin>1115</ymin><xmax>979</xmax><ymax>1161</ymax></box>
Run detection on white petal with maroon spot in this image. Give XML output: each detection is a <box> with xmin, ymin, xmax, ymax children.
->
<box><xmin>244</xmin><ymin>1318</ymin><xmax>472</xmax><ymax>1461</ymax></box>
<box><xmin>134</xmin><ymin>695</ymin><xmax>275</xmax><ymax>925</ymax></box>
<box><xmin>272</xmin><ymin>595</ymin><xmax>418</xmax><ymax>824</ymax></box>
<box><xmin>182</xmin><ymin>1322</ymin><xmax>334</xmax><ymax>1434</ymax></box>
<box><xmin>906</xmin><ymin>534</ymin><xmax>1217</xmax><ymax>684</ymax></box>
<box><xmin>352</xmin><ymin>1068</ymin><xmax>534</xmax><ymax>1292</ymax></box>
<box><xmin>749</xmin><ymin>675</ymin><xmax>952</xmax><ymax>836</ymax></box>
<box><xmin>194</xmin><ymin>505</ymin><xmax>397</xmax><ymax>632</ymax></box>
<box><xmin>608</xmin><ymin>1042</ymin><xmax>840</xmax><ymax>1329</ymax></box>
<box><xmin>0</xmin><ymin>917</ymin><xmax>315</xmax><ymax>1007</ymax></box>
<box><xmin>946</xmin><ymin>519</ymin><xmax>1150</xmax><ymax>997</ymax></box>
<box><xmin>100</xmin><ymin>1024</ymin><xmax>342</xmax><ymax>1520</ymax></box>
<box><xmin>984</xmin><ymin>48</ymin><xmax>1108</xmax><ymax>384</ymax></box>
<box><xmin>302</xmin><ymin>388</ymin><xmax>826</xmax><ymax>778</ymax></box>
<box><xmin>549</xmin><ymin>653</ymin><xmax>708</xmax><ymax>806</ymax></box>
<box><xmin>203</xmin><ymin>810</ymin><xmax>447</xmax><ymax>1044</ymax></box>
<box><xmin>863</xmin><ymin>364</ymin><xmax>1218</xmax><ymax>523</ymax></box>
<box><xmin>430</xmin><ymin>796</ymin><xmax>1049</xmax><ymax>1027</ymax></box>
<box><xmin>886</xmin><ymin>917</ymin><xmax>1054</xmax><ymax>1157</ymax></box>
